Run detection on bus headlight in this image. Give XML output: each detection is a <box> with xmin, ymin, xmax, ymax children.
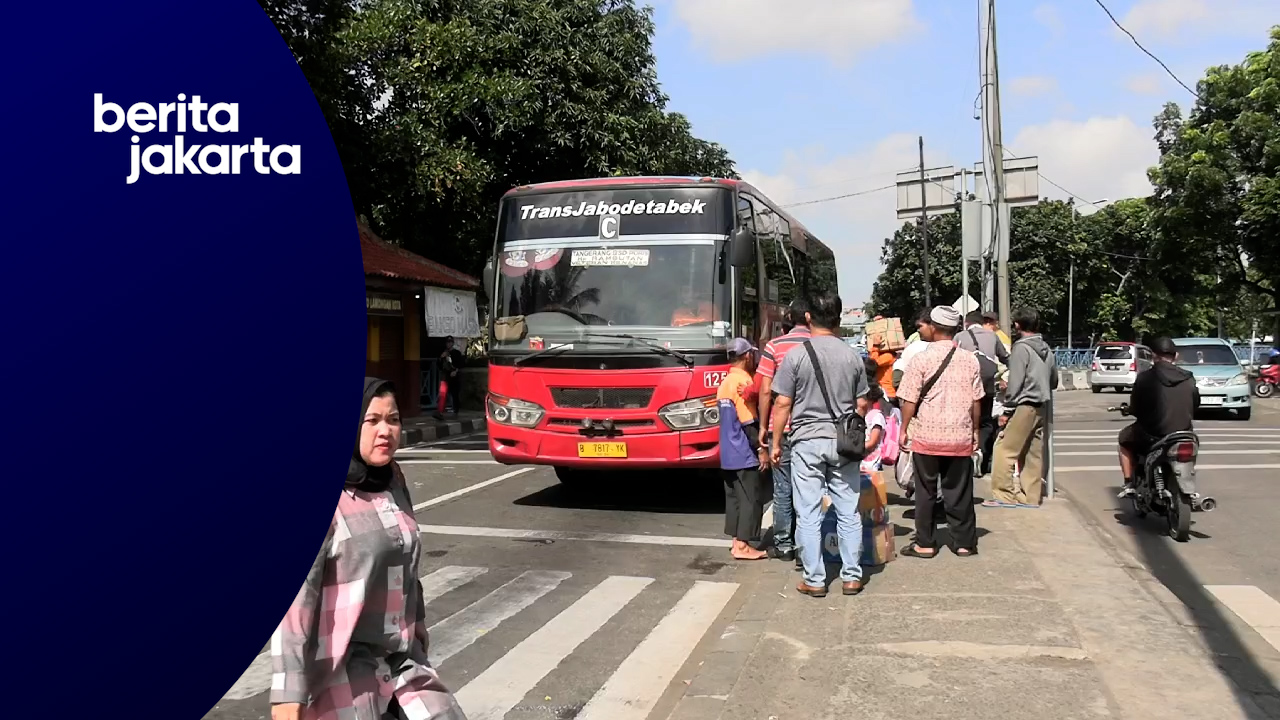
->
<box><xmin>658</xmin><ymin>397</ymin><xmax>719</xmax><ymax>430</ymax></box>
<box><xmin>487</xmin><ymin>393</ymin><xmax>544</xmax><ymax>428</ymax></box>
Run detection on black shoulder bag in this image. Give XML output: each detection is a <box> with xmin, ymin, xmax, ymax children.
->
<box><xmin>802</xmin><ymin>340</ymin><xmax>867</xmax><ymax>461</ymax></box>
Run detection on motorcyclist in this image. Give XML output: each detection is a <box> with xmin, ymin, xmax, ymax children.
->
<box><xmin>1118</xmin><ymin>336</ymin><xmax>1200</xmax><ymax>495</ymax></box>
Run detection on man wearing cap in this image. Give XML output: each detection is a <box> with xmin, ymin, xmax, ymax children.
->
<box><xmin>897</xmin><ymin>305</ymin><xmax>985</xmax><ymax>558</ymax></box>
<box><xmin>718</xmin><ymin>337</ymin><xmax>768</xmax><ymax>560</ymax></box>
<box><xmin>769</xmin><ymin>292</ymin><xmax>871</xmax><ymax>597</ymax></box>
<box><xmin>755</xmin><ymin>298</ymin><xmax>811</xmax><ymax>564</ymax></box>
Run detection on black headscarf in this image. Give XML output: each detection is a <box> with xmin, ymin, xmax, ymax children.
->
<box><xmin>347</xmin><ymin>377</ymin><xmax>397</xmax><ymax>493</ymax></box>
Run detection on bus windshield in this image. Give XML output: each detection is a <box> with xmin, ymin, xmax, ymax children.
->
<box><xmin>492</xmin><ymin>242</ymin><xmax>729</xmax><ymax>351</ymax></box>
<box><xmin>491</xmin><ymin>185</ymin><xmax>733</xmax><ymax>353</ymax></box>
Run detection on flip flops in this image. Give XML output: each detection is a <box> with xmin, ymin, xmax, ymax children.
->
<box><xmin>902</xmin><ymin>543</ymin><xmax>938</xmax><ymax>559</ymax></box>
<box><xmin>981</xmin><ymin>499</ymin><xmax>1018</xmax><ymax>508</ymax></box>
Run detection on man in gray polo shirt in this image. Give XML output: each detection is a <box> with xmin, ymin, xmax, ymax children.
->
<box><xmin>769</xmin><ymin>291</ymin><xmax>871</xmax><ymax>598</ymax></box>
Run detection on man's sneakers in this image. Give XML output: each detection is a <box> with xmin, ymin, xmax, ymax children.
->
<box><xmin>1117</xmin><ymin>478</ymin><xmax>1137</xmax><ymax>497</ymax></box>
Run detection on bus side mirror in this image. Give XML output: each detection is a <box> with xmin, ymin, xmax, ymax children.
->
<box><xmin>483</xmin><ymin>258</ymin><xmax>495</xmax><ymax>301</ymax></box>
<box><xmin>730</xmin><ymin>227</ymin><xmax>755</xmax><ymax>268</ymax></box>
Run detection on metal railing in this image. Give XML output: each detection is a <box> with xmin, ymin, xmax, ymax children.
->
<box><xmin>1053</xmin><ymin>349</ymin><xmax>1094</xmax><ymax>369</ymax></box>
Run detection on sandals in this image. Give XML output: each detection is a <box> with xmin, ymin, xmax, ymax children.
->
<box><xmin>981</xmin><ymin>499</ymin><xmax>1018</xmax><ymax>508</ymax></box>
<box><xmin>953</xmin><ymin>547</ymin><xmax>978</xmax><ymax>557</ymax></box>
<box><xmin>902</xmin><ymin>543</ymin><xmax>937</xmax><ymax>559</ymax></box>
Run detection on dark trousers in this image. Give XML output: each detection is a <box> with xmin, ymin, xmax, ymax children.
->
<box><xmin>912</xmin><ymin>452</ymin><xmax>977</xmax><ymax>550</ymax></box>
<box><xmin>978</xmin><ymin>394</ymin><xmax>996</xmax><ymax>474</ymax></box>
<box><xmin>723</xmin><ymin>468</ymin><xmax>764</xmax><ymax>541</ymax></box>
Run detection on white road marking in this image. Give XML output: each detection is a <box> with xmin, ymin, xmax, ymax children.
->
<box><xmin>411</xmin><ymin>468</ymin><xmax>534</xmax><ymax>511</ymax></box>
<box><xmin>1053</xmin><ymin>464</ymin><xmax>1280</xmax><ymax>473</ymax></box>
<box><xmin>428</xmin><ymin>570</ymin><xmax>571</xmax><ymax>665</ymax></box>
<box><xmin>1204</xmin><ymin>585</ymin><xmax>1280</xmax><ymax>652</ymax></box>
<box><xmin>420</xmin><ymin>566</ymin><xmax>488</xmax><ymax>603</ymax></box>
<box><xmin>418</xmin><ymin>524</ymin><xmax>727</xmax><ymax>548</ymax></box>
<box><xmin>576</xmin><ymin>580</ymin><xmax>739</xmax><ymax>720</ymax></box>
<box><xmin>1055</xmin><ymin>441</ymin><xmax>1280</xmax><ymax>447</ymax></box>
<box><xmin>1055</xmin><ymin>450</ymin><xmax>1279</xmax><ymax>456</ymax></box>
<box><xmin>399</xmin><ymin>460</ymin><xmax>501</xmax><ymax>465</ymax></box>
<box><xmin>454</xmin><ymin>576</ymin><xmax>653</xmax><ymax>720</ymax></box>
<box><xmin>221</xmin><ymin>565</ymin><xmax>486</xmax><ymax>701</ymax></box>
<box><xmin>398</xmin><ymin>449</ymin><xmax>492</xmax><ymax>455</ymax></box>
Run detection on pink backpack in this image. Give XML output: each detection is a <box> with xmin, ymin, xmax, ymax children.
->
<box><xmin>880</xmin><ymin>405</ymin><xmax>902</xmax><ymax>466</ymax></box>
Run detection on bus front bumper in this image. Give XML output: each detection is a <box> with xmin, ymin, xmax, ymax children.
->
<box><xmin>487</xmin><ymin>423</ymin><xmax>721</xmax><ymax>470</ymax></box>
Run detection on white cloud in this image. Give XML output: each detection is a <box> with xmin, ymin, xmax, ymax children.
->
<box><xmin>740</xmin><ymin>134</ymin><xmax>948</xmax><ymax>304</ymax></box>
<box><xmin>1121</xmin><ymin>0</ymin><xmax>1274</xmax><ymax>41</ymax></box>
<box><xmin>1008</xmin><ymin>115</ymin><xmax>1159</xmax><ymax>205</ymax></box>
<box><xmin>1034</xmin><ymin>4</ymin><xmax>1065</xmax><ymax>38</ymax></box>
<box><xmin>1009</xmin><ymin>75</ymin><xmax>1058</xmax><ymax>97</ymax></box>
<box><xmin>668</xmin><ymin>0</ymin><xmax>921</xmax><ymax>64</ymax></box>
<box><xmin>1124</xmin><ymin>73</ymin><xmax>1163</xmax><ymax>95</ymax></box>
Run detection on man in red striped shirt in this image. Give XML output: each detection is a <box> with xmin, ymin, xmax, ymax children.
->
<box><xmin>754</xmin><ymin>298</ymin><xmax>811</xmax><ymax>564</ymax></box>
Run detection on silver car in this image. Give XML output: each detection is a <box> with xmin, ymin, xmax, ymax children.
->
<box><xmin>1090</xmin><ymin>342</ymin><xmax>1154</xmax><ymax>393</ymax></box>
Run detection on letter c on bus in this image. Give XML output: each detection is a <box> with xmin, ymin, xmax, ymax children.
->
<box><xmin>599</xmin><ymin>213</ymin><xmax>620</xmax><ymax>240</ymax></box>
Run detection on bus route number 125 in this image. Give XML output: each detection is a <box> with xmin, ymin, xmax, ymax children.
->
<box><xmin>703</xmin><ymin>370</ymin><xmax>728</xmax><ymax>389</ymax></box>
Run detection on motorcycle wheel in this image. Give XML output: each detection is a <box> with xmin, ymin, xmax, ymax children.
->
<box><xmin>1257</xmin><ymin>382</ymin><xmax>1275</xmax><ymax>399</ymax></box>
<box><xmin>1167</xmin><ymin>494</ymin><xmax>1191</xmax><ymax>542</ymax></box>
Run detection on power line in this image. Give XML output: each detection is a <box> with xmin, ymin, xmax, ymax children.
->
<box><xmin>1089</xmin><ymin>0</ymin><xmax>1200</xmax><ymax>99</ymax></box>
<box><xmin>781</xmin><ymin>183</ymin><xmax>895</xmax><ymax>208</ymax></box>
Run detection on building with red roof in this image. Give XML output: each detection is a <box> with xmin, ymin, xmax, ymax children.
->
<box><xmin>360</xmin><ymin>219</ymin><xmax>480</xmax><ymax>417</ymax></box>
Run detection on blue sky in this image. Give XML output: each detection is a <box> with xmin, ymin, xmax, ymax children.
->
<box><xmin>644</xmin><ymin>0</ymin><xmax>1276</xmax><ymax>305</ymax></box>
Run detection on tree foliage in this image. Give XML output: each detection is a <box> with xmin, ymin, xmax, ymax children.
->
<box><xmin>260</xmin><ymin>0</ymin><xmax>737</xmax><ymax>278</ymax></box>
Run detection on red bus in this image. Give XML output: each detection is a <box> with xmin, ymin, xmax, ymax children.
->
<box><xmin>481</xmin><ymin>176</ymin><xmax>837</xmax><ymax>484</ymax></box>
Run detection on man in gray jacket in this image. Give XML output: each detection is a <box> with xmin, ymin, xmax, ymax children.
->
<box><xmin>986</xmin><ymin>307</ymin><xmax>1057</xmax><ymax>507</ymax></box>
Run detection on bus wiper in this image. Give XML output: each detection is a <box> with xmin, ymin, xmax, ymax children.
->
<box><xmin>582</xmin><ymin>332</ymin><xmax>694</xmax><ymax>367</ymax></box>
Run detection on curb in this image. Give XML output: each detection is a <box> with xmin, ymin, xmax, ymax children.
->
<box><xmin>403</xmin><ymin>417</ymin><xmax>485</xmax><ymax>446</ymax></box>
<box><xmin>663</xmin><ymin>560</ymin><xmax>790</xmax><ymax>720</ymax></box>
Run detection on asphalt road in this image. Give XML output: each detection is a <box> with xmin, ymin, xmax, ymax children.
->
<box><xmin>1048</xmin><ymin>391</ymin><xmax>1280</xmax><ymax>710</ymax></box>
<box><xmin>206</xmin><ymin>431</ymin><xmax>770</xmax><ymax>720</ymax></box>
<box><xmin>206</xmin><ymin>391</ymin><xmax>1279</xmax><ymax>720</ymax></box>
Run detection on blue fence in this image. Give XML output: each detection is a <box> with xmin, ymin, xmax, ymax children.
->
<box><xmin>1053</xmin><ymin>349</ymin><xmax>1093</xmax><ymax>369</ymax></box>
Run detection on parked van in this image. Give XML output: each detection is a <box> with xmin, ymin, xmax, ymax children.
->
<box><xmin>1089</xmin><ymin>341</ymin><xmax>1154</xmax><ymax>393</ymax></box>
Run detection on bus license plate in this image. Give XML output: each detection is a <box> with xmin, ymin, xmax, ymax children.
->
<box><xmin>578</xmin><ymin>442</ymin><xmax>627</xmax><ymax>458</ymax></box>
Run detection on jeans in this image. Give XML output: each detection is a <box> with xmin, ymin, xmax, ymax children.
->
<box><xmin>791</xmin><ymin>437</ymin><xmax>864</xmax><ymax>587</ymax></box>
<box><xmin>769</xmin><ymin>432</ymin><xmax>796</xmax><ymax>552</ymax></box>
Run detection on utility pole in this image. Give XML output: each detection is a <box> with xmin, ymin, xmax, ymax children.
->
<box><xmin>918</xmin><ymin>136</ymin><xmax>932</xmax><ymax>308</ymax></box>
<box><xmin>1068</xmin><ymin>200</ymin><xmax>1076</xmax><ymax>349</ymax></box>
<box><xmin>980</xmin><ymin>0</ymin><xmax>1010</xmax><ymax>334</ymax></box>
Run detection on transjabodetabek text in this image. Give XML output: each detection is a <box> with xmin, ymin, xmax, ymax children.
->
<box><xmin>94</xmin><ymin>94</ymin><xmax>301</xmax><ymax>184</ymax></box>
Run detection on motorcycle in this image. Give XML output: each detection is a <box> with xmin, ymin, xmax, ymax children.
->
<box><xmin>1253</xmin><ymin>363</ymin><xmax>1278</xmax><ymax>399</ymax></box>
<box><xmin>1107</xmin><ymin>403</ymin><xmax>1214</xmax><ymax>542</ymax></box>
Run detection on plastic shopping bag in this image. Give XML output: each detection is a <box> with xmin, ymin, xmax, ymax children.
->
<box><xmin>894</xmin><ymin>449</ymin><xmax>915</xmax><ymax>493</ymax></box>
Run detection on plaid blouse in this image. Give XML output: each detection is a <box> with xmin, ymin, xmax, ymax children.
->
<box><xmin>270</xmin><ymin>464</ymin><xmax>467</xmax><ymax>720</ymax></box>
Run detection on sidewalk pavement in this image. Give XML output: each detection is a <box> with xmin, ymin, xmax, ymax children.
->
<box><xmin>665</xmin><ymin>490</ymin><xmax>1268</xmax><ymax>720</ymax></box>
<box><xmin>401</xmin><ymin>410</ymin><xmax>485</xmax><ymax>446</ymax></box>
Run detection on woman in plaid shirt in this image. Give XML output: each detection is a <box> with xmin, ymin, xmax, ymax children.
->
<box><xmin>270</xmin><ymin>378</ymin><xmax>467</xmax><ymax>720</ymax></box>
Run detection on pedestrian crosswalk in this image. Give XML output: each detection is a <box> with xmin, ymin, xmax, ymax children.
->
<box><xmin>1050</xmin><ymin>427</ymin><xmax>1280</xmax><ymax>472</ymax></box>
<box><xmin>215</xmin><ymin>565</ymin><xmax>739</xmax><ymax>719</ymax></box>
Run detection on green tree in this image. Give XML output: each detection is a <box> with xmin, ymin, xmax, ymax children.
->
<box><xmin>1148</xmin><ymin>25</ymin><xmax>1280</xmax><ymax>338</ymax></box>
<box><xmin>261</xmin><ymin>0</ymin><xmax>737</xmax><ymax>279</ymax></box>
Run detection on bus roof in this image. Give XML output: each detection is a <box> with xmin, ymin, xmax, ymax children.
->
<box><xmin>501</xmin><ymin>175</ymin><xmax>827</xmax><ymax>253</ymax></box>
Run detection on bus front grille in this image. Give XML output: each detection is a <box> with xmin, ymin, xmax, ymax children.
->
<box><xmin>549</xmin><ymin>387</ymin><xmax>655</xmax><ymax>409</ymax></box>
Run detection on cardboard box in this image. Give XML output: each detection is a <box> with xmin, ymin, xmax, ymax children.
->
<box><xmin>866</xmin><ymin>317</ymin><xmax>907</xmax><ymax>351</ymax></box>
<box><xmin>818</xmin><ymin>472</ymin><xmax>897</xmax><ymax>567</ymax></box>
